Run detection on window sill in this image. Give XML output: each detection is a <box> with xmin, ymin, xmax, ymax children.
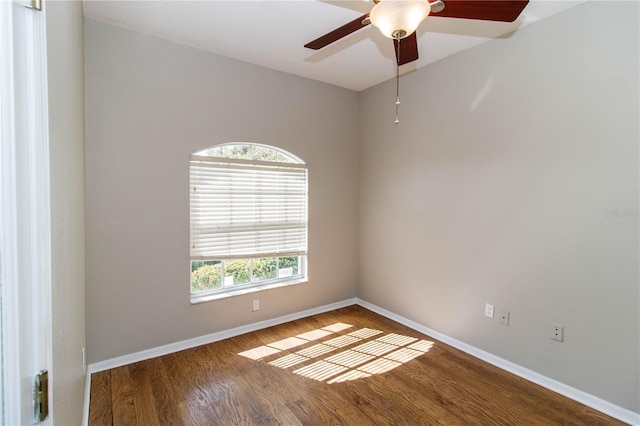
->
<box><xmin>190</xmin><ymin>277</ymin><xmax>308</xmax><ymax>305</ymax></box>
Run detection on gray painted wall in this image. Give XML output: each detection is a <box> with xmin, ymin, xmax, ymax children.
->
<box><xmin>358</xmin><ymin>1</ymin><xmax>638</xmax><ymax>412</ymax></box>
<box><xmin>84</xmin><ymin>1</ymin><xmax>638</xmax><ymax>415</ymax></box>
<box><xmin>84</xmin><ymin>20</ymin><xmax>360</xmax><ymax>363</ymax></box>
<box><xmin>46</xmin><ymin>1</ymin><xmax>86</xmax><ymax>424</ymax></box>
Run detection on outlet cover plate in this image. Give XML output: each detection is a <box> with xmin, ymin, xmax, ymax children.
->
<box><xmin>551</xmin><ymin>324</ymin><xmax>564</xmax><ymax>341</ymax></box>
<box><xmin>498</xmin><ymin>308</ymin><xmax>510</xmax><ymax>325</ymax></box>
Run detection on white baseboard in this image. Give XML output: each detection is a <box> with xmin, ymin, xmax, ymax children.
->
<box><xmin>356</xmin><ymin>298</ymin><xmax>640</xmax><ymax>426</ymax></box>
<box><xmin>82</xmin><ymin>297</ymin><xmax>357</xmax><ymax>425</ymax></box>
<box><xmin>87</xmin><ymin>298</ymin><xmax>357</xmax><ymax>375</ymax></box>
<box><xmin>82</xmin><ymin>297</ymin><xmax>639</xmax><ymax>426</ymax></box>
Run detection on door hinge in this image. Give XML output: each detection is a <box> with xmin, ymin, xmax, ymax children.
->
<box><xmin>34</xmin><ymin>370</ymin><xmax>49</xmax><ymax>422</ymax></box>
<box><xmin>25</xmin><ymin>0</ymin><xmax>42</xmax><ymax>11</ymax></box>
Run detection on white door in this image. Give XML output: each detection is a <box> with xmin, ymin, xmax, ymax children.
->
<box><xmin>0</xmin><ymin>0</ymin><xmax>52</xmax><ymax>424</ymax></box>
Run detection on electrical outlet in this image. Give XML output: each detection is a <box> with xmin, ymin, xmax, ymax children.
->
<box><xmin>551</xmin><ymin>324</ymin><xmax>564</xmax><ymax>342</ymax></box>
<box><xmin>485</xmin><ymin>303</ymin><xmax>494</xmax><ymax>318</ymax></box>
<box><xmin>498</xmin><ymin>308</ymin><xmax>510</xmax><ymax>325</ymax></box>
<box><xmin>252</xmin><ymin>299</ymin><xmax>260</xmax><ymax>312</ymax></box>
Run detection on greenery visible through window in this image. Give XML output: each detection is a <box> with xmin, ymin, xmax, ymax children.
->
<box><xmin>190</xmin><ymin>143</ymin><xmax>307</xmax><ymax>299</ymax></box>
<box><xmin>190</xmin><ymin>257</ymin><xmax>300</xmax><ymax>294</ymax></box>
<box><xmin>195</xmin><ymin>144</ymin><xmax>299</xmax><ymax>164</ymax></box>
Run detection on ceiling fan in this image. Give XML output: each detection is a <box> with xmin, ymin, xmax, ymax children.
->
<box><xmin>304</xmin><ymin>0</ymin><xmax>530</xmax><ymax>66</ymax></box>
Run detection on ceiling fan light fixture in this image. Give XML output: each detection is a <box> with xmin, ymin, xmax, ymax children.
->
<box><xmin>369</xmin><ymin>0</ymin><xmax>430</xmax><ymax>39</ymax></box>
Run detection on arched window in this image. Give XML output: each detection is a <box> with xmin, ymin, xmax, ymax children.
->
<box><xmin>189</xmin><ymin>143</ymin><xmax>308</xmax><ymax>301</ymax></box>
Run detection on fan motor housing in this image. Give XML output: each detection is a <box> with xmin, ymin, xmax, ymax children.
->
<box><xmin>372</xmin><ymin>0</ymin><xmax>446</xmax><ymax>14</ymax></box>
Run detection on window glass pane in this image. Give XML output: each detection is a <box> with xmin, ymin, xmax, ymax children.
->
<box><xmin>191</xmin><ymin>260</ymin><xmax>221</xmax><ymax>293</ymax></box>
<box><xmin>253</xmin><ymin>257</ymin><xmax>277</xmax><ymax>283</ymax></box>
<box><xmin>190</xmin><ymin>143</ymin><xmax>307</xmax><ymax>297</ymax></box>
<box><xmin>193</xmin><ymin>144</ymin><xmax>301</xmax><ymax>164</ymax></box>
<box><xmin>224</xmin><ymin>259</ymin><xmax>251</xmax><ymax>287</ymax></box>
<box><xmin>221</xmin><ymin>144</ymin><xmax>251</xmax><ymax>159</ymax></box>
<box><xmin>191</xmin><ymin>256</ymin><xmax>304</xmax><ymax>296</ymax></box>
<box><xmin>196</xmin><ymin>144</ymin><xmax>252</xmax><ymax>160</ymax></box>
<box><xmin>250</xmin><ymin>145</ymin><xmax>293</xmax><ymax>163</ymax></box>
<box><xmin>278</xmin><ymin>256</ymin><xmax>299</xmax><ymax>278</ymax></box>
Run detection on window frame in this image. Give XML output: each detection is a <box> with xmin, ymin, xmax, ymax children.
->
<box><xmin>189</xmin><ymin>143</ymin><xmax>308</xmax><ymax>303</ymax></box>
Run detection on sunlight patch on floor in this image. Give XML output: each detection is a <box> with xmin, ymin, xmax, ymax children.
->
<box><xmin>327</xmin><ymin>369</ymin><xmax>371</xmax><ymax>383</ymax></box>
<box><xmin>355</xmin><ymin>357</ymin><xmax>400</xmax><ymax>375</ymax></box>
<box><xmin>296</xmin><ymin>329</ymin><xmax>333</xmax><ymax>341</ymax></box>
<box><xmin>325</xmin><ymin>350</ymin><xmax>375</xmax><ymax>368</ymax></box>
<box><xmin>385</xmin><ymin>347</ymin><xmax>425</xmax><ymax>363</ymax></box>
<box><xmin>238</xmin><ymin>321</ymin><xmax>435</xmax><ymax>384</ymax></box>
<box><xmin>294</xmin><ymin>360</ymin><xmax>349</xmax><ymax>381</ymax></box>
<box><xmin>377</xmin><ymin>333</ymin><xmax>418</xmax><ymax>346</ymax></box>
<box><xmin>237</xmin><ymin>345</ymin><xmax>281</xmax><ymax>360</ymax></box>
<box><xmin>268</xmin><ymin>336</ymin><xmax>308</xmax><ymax>350</ymax></box>
<box><xmin>296</xmin><ymin>343</ymin><xmax>335</xmax><ymax>358</ymax></box>
<box><xmin>347</xmin><ymin>328</ymin><xmax>383</xmax><ymax>339</ymax></box>
<box><xmin>408</xmin><ymin>340</ymin><xmax>435</xmax><ymax>352</ymax></box>
<box><xmin>350</xmin><ymin>340</ymin><xmax>397</xmax><ymax>357</ymax></box>
<box><xmin>238</xmin><ymin>322</ymin><xmax>352</xmax><ymax>360</ymax></box>
<box><xmin>268</xmin><ymin>353</ymin><xmax>309</xmax><ymax>369</ymax></box>
<box><xmin>321</xmin><ymin>322</ymin><xmax>353</xmax><ymax>333</ymax></box>
<box><xmin>323</xmin><ymin>335</ymin><xmax>361</xmax><ymax>348</ymax></box>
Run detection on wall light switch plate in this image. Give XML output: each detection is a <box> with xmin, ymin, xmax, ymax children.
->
<box><xmin>485</xmin><ymin>303</ymin><xmax>494</xmax><ymax>318</ymax></box>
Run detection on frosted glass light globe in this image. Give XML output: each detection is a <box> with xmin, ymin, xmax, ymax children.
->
<box><xmin>369</xmin><ymin>0</ymin><xmax>430</xmax><ymax>39</ymax></box>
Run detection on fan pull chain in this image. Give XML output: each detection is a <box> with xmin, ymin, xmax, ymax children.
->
<box><xmin>394</xmin><ymin>35</ymin><xmax>401</xmax><ymax>125</ymax></box>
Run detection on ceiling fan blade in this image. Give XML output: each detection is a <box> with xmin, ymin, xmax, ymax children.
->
<box><xmin>431</xmin><ymin>0</ymin><xmax>529</xmax><ymax>22</ymax></box>
<box><xmin>393</xmin><ymin>32</ymin><xmax>419</xmax><ymax>66</ymax></box>
<box><xmin>304</xmin><ymin>14</ymin><xmax>370</xmax><ymax>50</ymax></box>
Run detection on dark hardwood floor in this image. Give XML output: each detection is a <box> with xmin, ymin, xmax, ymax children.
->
<box><xmin>89</xmin><ymin>305</ymin><xmax>623</xmax><ymax>425</ymax></box>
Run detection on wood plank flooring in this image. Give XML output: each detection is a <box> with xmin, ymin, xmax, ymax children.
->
<box><xmin>89</xmin><ymin>305</ymin><xmax>624</xmax><ymax>425</ymax></box>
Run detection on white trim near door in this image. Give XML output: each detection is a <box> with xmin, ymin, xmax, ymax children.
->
<box><xmin>0</xmin><ymin>1</ymin><xmax>52</xmax><ymax>424</ymax></box>
<box><xmin>0</xmin><ymin>3</ymin><xmax>22</xmax><ymax>419</ymax></box>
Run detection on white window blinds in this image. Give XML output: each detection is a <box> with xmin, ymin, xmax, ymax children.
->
<box><xmin>190</xmin><ymin>154</ymin><xmax>308</xmax><ymax>260</ymax></box>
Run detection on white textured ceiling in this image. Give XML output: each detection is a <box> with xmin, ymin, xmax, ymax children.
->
<box><xmin>82</xmin><ymin>0</ymin><xmax>584</xmax><ymax>91</ymax></box>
